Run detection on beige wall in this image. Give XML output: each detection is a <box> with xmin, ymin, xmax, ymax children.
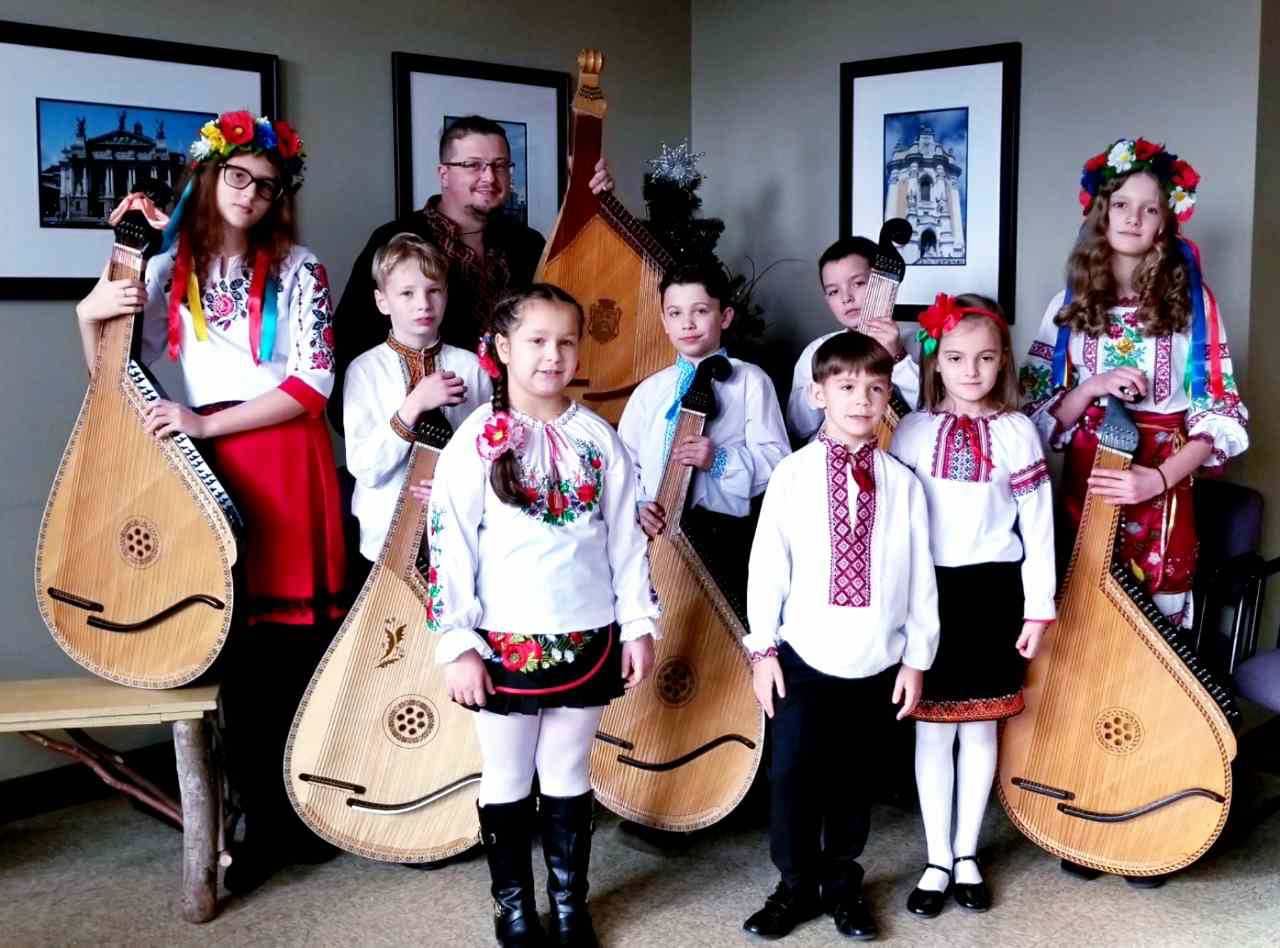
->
<box><xmin>0</xmin><ymin>0</ymin><xmax>691</xmax><ymax>780</ymax></box>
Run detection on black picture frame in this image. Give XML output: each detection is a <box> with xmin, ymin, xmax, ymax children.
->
<box><xmin>839</xmin><ymin>42</ymin><xmax>1021</xmax><ymax>321</ymax></box>
<box><xmin>391</xmin><ymin>52</ymin><xmax>569</xmax><ymax>227</ymax></box>
<box><xmin>0</xmin><ymin>19</ymin><xmax>279</xmax><ymax>300</ymax></box>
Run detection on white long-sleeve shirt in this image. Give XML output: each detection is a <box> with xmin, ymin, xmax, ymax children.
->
<box><xmin>427</xmin><ymin>401</ymin><xmax>660</xmax><ymax>663</ymax></box>
<box><xmin>343</xmin><ymin>340</ymin><xmax>492</xmax><ymax>561</ymax></box>
<box><xmin>787</xmin><ymin>330</ymin><xmax>921</xmax><ymax>442</ymax></box>
<box><xmin>889</xmin><ymin>410</ymin><xmax>1057</xmax><ymax>622</ymax></box>
<box><xmin>617</xmin><ymin>355</ymin><xmax>790</xmax><ymax>517</ymax></box>
<box><xmin>744</xmin><ymin>437</ymin><xmax>939</xmax><ymax>678</ymax></box>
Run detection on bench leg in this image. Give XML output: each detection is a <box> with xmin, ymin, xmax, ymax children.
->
<box><xmin>174</xmin><ymin>718</ymin><xmax>218</xmax><ymax>923</ymax></box>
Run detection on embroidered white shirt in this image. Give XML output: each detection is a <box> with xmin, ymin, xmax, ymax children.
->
<box><xmin>787</xmin><ymin>330</ymin><xmax>922</xmax><ymax>442</ymax></box>
<box><xmin>140</xmin><ymin>245</ymin><xmax>336</xmax><ymax>415</ymax></box>
<box><xmin>890</xmin><ymin>411</ymin><xmax>1057</xmax><ymax>622</ymax></box>
<box><xmin>744</xmin><ymin>439</ymin><xmax>939</xmax><ymax>678</ymax></box>
<box><xmin>427</xmin><ymin>402</ymin><xmax>660</xmax><ymax>663</ymax></box>
<box><xmin>617</xmin><ymin>355</ymin><xmax>790</xmax><ymax>517</ymax></box>
<box><xmin>344</xmin><ymin>342</ymin><xmax>492</xmax><ymax>561</ymax></box>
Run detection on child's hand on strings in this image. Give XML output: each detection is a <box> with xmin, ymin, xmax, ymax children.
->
<box><xmin>1087</xmin><ymin>464</ymin><xmax>1164</xmax><ymax>506</ymax></box>
<box><xmin>672</xmin><ymin>435</ymin><xmax>716</xmax><ymax>471</ymax></box>
<box><xmin>637</xmin><ymin>502</ymin><xmax>666</xmax><ymax>538</ymax></box>
<box><xmin>621</xmin><ymin>634</ymin><xmax>654</xmax><ymax>689</ymax></box>
<box><xmin>861</xmin><ymin>317</ymin><xmax>905</xmax><ymax>359</ymax></box>
<box><xmin>408</xmin><ymin>478</ymin><xmax>432</xmax><ymax>505</ymax></box>
<box><xmin>892</xmin><ymin>664</ymin><xmax>924</xmax><ymax>720</ymax></box>
<box><xmin>1086</xmin><ymin>366</ymin><xmax>1148</xmax><ymax>403</ymax></box>
<box><xmin>446</xmin><ymin>649</ymin><xmax>495</xmax><ymax>707</ymax></box>
<box><xmin>408</xmin><ymin>370</ymin><xmax>466</xmax><ymax>415</ymax></box>
<box><xmin>144</xmin><ymin>399</ymin><xmax>206</xmax><ymax>439</ymax></box>
<box><xmin>77</xmin><ymin>261</ymin><xmax>147</xmax><ymax>322</ymax></box>
<box><xmin>751</xmin><ymin>655</ymin><xmax>786</xmax><ymax>719</ymax></box>
<box><xmin>1015</xmin><ymin>620</ymin><xmax>1051</xmax><ymax>659</ymax></box>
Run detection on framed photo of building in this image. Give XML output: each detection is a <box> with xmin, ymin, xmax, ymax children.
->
<box><xmin>392</xmin><ymin>52</ymin><xmax>569</xmax><ymax>236</ymax></box>
<box><xmin>0</xmin><ymin>20</ymin><xmax>277</xmax><ymax>300</ymax></box>
<box><xmin>839</xmin><ymin>43</ymin><xmax>1020</xmax><ymax>321</ymax></box>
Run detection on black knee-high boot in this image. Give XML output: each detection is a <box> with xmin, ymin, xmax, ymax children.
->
<box><xmin>478</xmin><ymin>796</ymin><xmax>546</xmax><ymax>947</ymax></box>
<box><xmin>540</xmin><ymin>791</ymin><xmax>598</xmax><ymax>948</ymax></box>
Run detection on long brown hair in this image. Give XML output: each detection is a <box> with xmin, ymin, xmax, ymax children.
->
<box><xmin>1056</xmin><ymin>171</ymin><xmax>1190</xmax><ymax>337</ymax></box>
<box><xmin>920</xmin><ymin>294</ymin><xmax>1020</xmax><ymax>412</ymax></box>
<box><xmin>176</xmin><ymin>157</ymin><xmax>296</xmax><ymax>281</ymax></box>
<box><xmin>486</xmin><ymin>283</ymin><xmax>585</xmax><ymax>508</ymax></box>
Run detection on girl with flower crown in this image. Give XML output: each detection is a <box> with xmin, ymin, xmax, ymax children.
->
<box><xmin>75</xmin><ymin>111</ymin><xmax>344</xmax><ymax>892</ymax></box>
<box><xmin>426</xmin><ymin>283</ymin><xmax>658</xmax><ymax>948</ymax></box>
<box><xmin>1021</xmin><ymin>139</ymin><xmax>1249</xmax><ymax>632</ymax></box>
<box><xmin>889</xmin><ymin>294</ymin><xmax>1055</xmax><ymax>918</ymax></box>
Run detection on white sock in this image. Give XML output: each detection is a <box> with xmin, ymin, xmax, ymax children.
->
<box><xmin>533</xmin><ymin>706</ymin><xmax>605</xmax><ymax>798</ymax></box>
<box><xmin>473</xmin><ymin>709</ymin><xmax>541</xmax><ymax>805</ymax></box>
<box><xmin>914</xmin><ymin>721</ymin><xmax>958</xmax><ymax>892</ymax></box>
<box><xmin>952</xmin><ymin>721</ymin><xmax>998</xmax><ymax>885</ymax></box>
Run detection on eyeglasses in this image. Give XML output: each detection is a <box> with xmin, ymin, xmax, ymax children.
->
<box><xmin>221</xmin><ymin>164</ymin><xmax>284</xmax><ymax>202</ymax></box>
<box><xmin>442</xmin><ymin>159</ymin><xmax>515</xmax><ymax>176</ymax></box>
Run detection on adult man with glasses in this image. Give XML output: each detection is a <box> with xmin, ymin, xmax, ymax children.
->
<box><xmin>329</xmin><ymin>114</ymin><xmax>612</xmax><ymax>433</ymax></box>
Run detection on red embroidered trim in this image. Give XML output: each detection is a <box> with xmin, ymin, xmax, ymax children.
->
<box><xmin>390</xmin><ymin>411</ymin><xmax>415</xmax><ymax>442</ymax></box>
<box><xmin>823</xmin><ymin>437</ymin><xmax>876</xmax><ymax>608</ymax></box>
<box><xmin>1154</xmin><ymin>334</ymin><xmax>1172</xmax><ymax>403</ymax></box>
<box><xmin>1010</xmin><ymin>459</ymin><xmax>1049</xmax><ymax>498</ymax></box>
<box><xmin>1029</xmin><ymin>340</ymin><xmax>1054</xmax><ymax>361</ymax></box>
<box><xmin>913</xmin><ymin>692</ymin><xmax>1025</xmax><ymax>722</ymax></box>
<box><xmin>931</xmin><ymin>415</ymin><xmax>994</xmax><ymax>483</ymax></box>
<box><xmin>749</xmin><ymin>647</ymin><xmax>779</xmax><ymax>663</ymax></box>
<box><xmin>1082</xmin><ymin>334</ymin><xmax>1098</xmax><ymax>374</ymax></box>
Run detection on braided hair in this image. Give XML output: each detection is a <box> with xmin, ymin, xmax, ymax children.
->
<box><xmin>485</xmin><ymin>283</ymin><xmax>585</xmax><ymax>508</ymax></box>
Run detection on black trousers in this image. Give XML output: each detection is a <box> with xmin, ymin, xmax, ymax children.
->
<box><xmin>769</xmin><ymin>642</ymin><xmax>898</xmax><ymax>897</ymax></box>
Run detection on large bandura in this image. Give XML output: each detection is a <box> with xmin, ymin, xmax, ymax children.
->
<box><xmin>856</xmin><ymin>218</ymin><xmax>913</xmax><ymax>449</ymax></box>
<box><xmin>35</xmin><ymin>184</ymin><xmax>240</xmax><ymax>689</ymax></box>
<box><xmin>285</xmin><ymin>408</ymin><xmax>483</xmax><ymax>863</ymax></box>
<box><xmin>997</xmin><ymin>396</ymin><xmax>1239</xmax><ymax>876</ymax></box>
<box><xmin>534</xmin><ymin>49</ymin><xmax>675</xmax><ymax>425</ymax></box>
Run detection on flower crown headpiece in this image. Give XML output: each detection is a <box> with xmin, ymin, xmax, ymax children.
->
<box><xmin>915</xmin><ymin>293</ymin><xmax>1006</xmax><ymax>357</ymax></box>
<box><xmin>1078</xmin><ymin>138</ymin><xmax>1200</xmax><ymax>224</ymax></box>
<box><xmin>188</xmin><ymin>111</ymin><xmax>306</xmax><ymax>189</ymax></box>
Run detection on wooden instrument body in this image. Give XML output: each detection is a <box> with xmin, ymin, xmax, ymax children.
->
<box><xmin>36</xmin><ymin>239</ymin><xmax>239</xmax><ymax>690</ymax></box>
<box><xmin>286</xmin><ymin>425</ymin><xmax>483</xmax><ymax>862</ymax></box>
<box><xmin>998</xmin><ymin>429</ymin><xmax>1238</xmax><ymax>875</ymax></box>
<box><xmin>591</xmin><ymin>360</ymin><xmax>764</xmax><ymax>831</ymax></box>
<box><xmin>854</xmin><ymin>220</ymin><xmax>913</xmax><ymax>449</ymax></box>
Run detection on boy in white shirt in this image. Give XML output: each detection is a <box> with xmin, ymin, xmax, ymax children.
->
<box><xmin>786</xmin><ymin>236</ymin><xmax>921</xmax><ymax>442</ymax></box>
<box><xmin>343</xmin><ymin>233</ymin><xmax>491</xmax><ymax>568</ymax></box>
<box><xmin>743</xmin><ymin>331</ymin><xmax>938</xmax><ymax>942</ymax></box>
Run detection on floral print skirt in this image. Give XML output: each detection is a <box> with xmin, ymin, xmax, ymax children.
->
<box><xmin>471</xmin><ymin>623</ymin><xmax>623</xmax><ymax>716</ymax></box>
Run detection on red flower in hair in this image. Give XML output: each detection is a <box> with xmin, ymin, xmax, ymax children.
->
<box><xmin>274</xmin><ymin>120</ymin><xmax>302</xmax><ymax>158</ymax></box>
<box><xmin>1133</xmin><ymin>138</ymin><xmax>1162</xmax><ymax>160</ymax></box>
<box><xmin>1079</xmin><ymin>188</ymin><xmax>1093</xmax><ymax>211</ymax></box>
<box><xmin>219</xmin><ymin>111</ymin><xmax>255</xmax><ymax>146</ymax></box>
<box><xmin>914</xmin><ymin>293</ymin><xmax>964</xmax><ymax>356</ymax></box>
<box><xmin>1171</xmin><ymin>159</ymin><xmax>1200</xmax><ymax>190</ymax></box>
<box><xmin>1083</xmin><ymin>152</ymin><xmax>1108</xmax><ymax>172</ymax></box>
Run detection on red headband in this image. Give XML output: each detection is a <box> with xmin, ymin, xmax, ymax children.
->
<box><xmin>915</xmin><ymin>293</ymin><xmax>1006</xmax><ymax>356</ymax></box>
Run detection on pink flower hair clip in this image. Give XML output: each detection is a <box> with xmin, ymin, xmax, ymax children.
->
<box><xmin>476</xmin><ymin>411</ymin><xmax>526</xmax><ymax>461</ymax></box>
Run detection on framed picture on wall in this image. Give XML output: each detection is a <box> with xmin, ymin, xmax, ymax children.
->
<box><xmin>0</xmin><ymin>20</ymin><xmax>278</xmax><ymax>300</ymax></box>
<box><xmin>392</xmin><ymin>52</ymin><xmax>569</xmax><ymax>236</ymax></box>
<box><xmin>839</xmin><ymin>42</ymin><xmax>1021</xmax><ymax>321</ymax></box>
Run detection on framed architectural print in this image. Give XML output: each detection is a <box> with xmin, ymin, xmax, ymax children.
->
<box><xmin>0</xmin><ymin>20</ymin><xmax>278</xmax><ymax>300</ymax></box>
<box><xmin>392</xmin><ymin>52</ymin><xmax>569</xmax><ymax>236</ymax></box>
<box><xmin>839</xmin><ymin>43</ymin><xmax>1021</xmax><ymax>320</ymax></box>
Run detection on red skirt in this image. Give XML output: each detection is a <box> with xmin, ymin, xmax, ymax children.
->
<box><xmin>1061</xmin><ymin>407</ymin><xmax>1196</xmax><ymax>597</ymax></box>
<box><xmin>197</xmin><ymin>405</ymin><xmax>346</xmax><ymax>626</ymax></box>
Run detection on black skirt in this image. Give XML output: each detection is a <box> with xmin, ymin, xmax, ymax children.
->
<box><xmin>913</xmin><ymin>562</ymin><xmax>1028</xmax><ymax>723</ymax></box>
<box><xmin>468</xmin><ymin>623</ymin><xmax>624</xmax><ymax>716</ymax></box>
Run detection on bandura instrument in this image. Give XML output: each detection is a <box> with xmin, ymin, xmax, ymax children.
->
<box><xmin>591</xmin><ymin>355</ymin><xmax>765</xmax><ymax>830</ymax></box>
<box><xmin>856</xmin><ymin>218</ymin><xmax>913</xmax><ymax>448</ymax></box>
<box><xmin>535</xmin><ymin>49</ymin><xmax>675</xmax><ymax>425</ymax></box>
<box><xmin>285</xmin><ymin>407</ymin><xmax>483</xmax><ymax>862</ymax></box>
<box><xmin>35</xmin><ymin>183</ymin><xmax>240</xmax><ymax>689</ymax></box>
<box><xmin>997</xmin><ymin>396</ymin><xmax>1239</xmax><ymax>875</ymax></box>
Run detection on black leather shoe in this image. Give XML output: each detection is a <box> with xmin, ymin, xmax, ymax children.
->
<box><xmin>540</xmin><ymin>791</ymin><xmax>598</xmax><ymax>948</ymax></box>
<box><xmin>832</xmin><ymin>895</ymin><xmax>878</xmax><ymax>940</ymax></box>
<box><xmin>906</xmin><ymin>863</ymin><xmax>951</xmax><ymax>918</ymax></box>
<box><xmin>952</xmin><ymin>856</ymin><xmax>991</xmax><ymax>912</ymax></box>
<box><xmin>477</xmin><ymin>796</ymin><xmax>547</xmax><ymax>948</ymax></box>
<box><xmin>743</xmin><ymin>881</ymin><xmax>824</xmax><ymax>940</ymax></box>
<box><xmin>1124</xmin><ymin>873</ymin><xmax>1169</xmax><ymax>889</ymax></box>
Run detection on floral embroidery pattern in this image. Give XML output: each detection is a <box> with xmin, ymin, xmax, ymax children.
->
<box><xmin>485</xmin><ymin>630</ymin><xmax>592</xmax><ymax>672</ymax></box>
<box><xmin>520</xmin><ymin>440</ymin><xmax>605</xmax><ymax>526</ymax></box>
<box><xmin>304</xmin><ymin>261</ymin><xmax>334</xmax><ymax>370</ymax></box>
<box><xmin>1101</xmin><ymin>310</ymin><xmax>1148</xmax><ymax>371</ymax></box>
<box><xmin>424</xmin><ymin>505</ymin><xmax>445</xmax><ymax>632</ymax></box>
<box><xmin>1154</xmin><ymin>334</ymin><xmax>1173</xmax><ymax>403</ymax></box>
<box><xmin>476</xmin><ymin>412</ymin><xmax>526</xmax><ymax>461</ymax></box>
<box><xmin>1019</xmin><ymin>363</ymin><xmax>1053</xmax><ymax>407</ymax></box>
<box><xmin>202</xmin><ymin>274</ymin><xmax>249</xmax><ymax>331</ymax></box>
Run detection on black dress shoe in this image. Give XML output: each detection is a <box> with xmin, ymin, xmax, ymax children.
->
<box><xmin>1060</xmin><ymin>859</ymin><xmax>1102</xmax><ymax>880</ymax></box>
<box><xmin>906</xmin><ymin>863</ymin><xmax>951</xmax><ymax>918</ymax></box>
<box><xmin>743</xmin><ymin>881</ymin><xmax>824</xmax><ymax>940</ymax></box>
<box><xmin>1124</xmin><ymin>873</ymin><xmax>1169</xmax><ymax>889</ymax></box>
<box><xmin>832</xmin><ymin>895</ymin><xmax>878</xmax><ymax>940</ymax></box>
<box><xmin>952</xmin><ymin>856</ymin><xmax>991</xmax><ymax>912</ymax></box>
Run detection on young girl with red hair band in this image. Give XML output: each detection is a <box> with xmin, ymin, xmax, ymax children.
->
<box><xmin>426</xmin><ymin>284</ymin><xmax>658</xmax><ymax>948</ymax></box>
<box><xmin>75</xmin><ymin>112</ymin><xmax>344</xmax><ymax>892</ymax></box>
<box><xmin>889</xmin><ymin>294</ymin><xmax>1055</xmax><ymax>917</ymax></box>
<box><xmin>1021</xmin><ymin>140</ymin><xmax>1249</xmax><ymax>631</ymax></box>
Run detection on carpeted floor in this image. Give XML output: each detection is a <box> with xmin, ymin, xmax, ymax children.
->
<box><xmin>2</xmin><ymin>768</ymin><xmax>1278</xmax><ymax>948</ymax></box>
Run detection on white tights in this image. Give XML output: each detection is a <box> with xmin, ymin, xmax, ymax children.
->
<box><xmin>473</xmin><ymin>706</ymin><xmax>605</xmax><ymax>805</ymax></box>
<box><xmin>914</xmin><ymin>720</ymin><xmax>998</xmax><ymax>890</ymax></box>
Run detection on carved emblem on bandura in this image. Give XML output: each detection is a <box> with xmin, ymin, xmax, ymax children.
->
<box><xmin>1094</xmin><ymin>707</ymin><xmax>1143</xmax><ymax>755</ymax></box>
<box><xmin>588</xmin><ymin>298</ymin><xmax>622</xmax><ymax>344</ymax></box>
<box><xmin>385</xmin><ymin>696</ymin><xmax>437</xmax><ymax>748</ymax></box>
<box><xmin>655</xmin><ymin>657</ymin><xmax>696</xmax><ymax>707</ymax></box>
<box><xmin>119</xmin><ymin>518</ymin><xmax>159</xmax><ymax>568</ymax></box>
<box><xmin>376</xmin><ymin>619</ymin><xmax>407</xmax><ymax>669</ymax></box>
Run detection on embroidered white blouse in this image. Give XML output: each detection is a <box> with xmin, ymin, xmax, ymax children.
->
<box><xmin>889</xmin><ymin>411</ymin><xmax>1057</xmax><ymax>622</ymax></box>
<box><xmin>743</xmin><ymin>438</ymin><xmax>939</xmax><ymax>679</ymax></box>
<box><xmin>344</xmin><ymin>341</ymin><xmax>492</xmax><ymax>561</ymax></box>
<box><xmin>140</xmin><ymin>245</ymin><xmax>336</xmax><ymax>415</ymax></box>
<box><xmin>1020</xmin><ymin>291</ymin><xmax>1249</xmax><ymax>471</ymax></box>
<box><xmin>427</xmin><ymin>401</ymin><xmax>660</xmax><ymax>663</ymax></box>
<box><xmin>617</xmin><ymin>355</ymin><xmax>790</xmax><ymax>518</ymax></box>
<box><xmin>787</xmin><ymin>330</ymin><xmax>922</xmax><ymax>442</ymax></box>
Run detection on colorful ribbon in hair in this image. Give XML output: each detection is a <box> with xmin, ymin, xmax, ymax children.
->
<box><xmin>914</xmin><ymin>293</ymin><xmax>1007</xmax><ymax>357</ymax></box>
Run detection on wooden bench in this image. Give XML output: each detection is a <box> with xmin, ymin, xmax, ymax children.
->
<box><xmin>0</xmin><ymin>677</ymin><xmax>222</xmax><ymax>923</ymax></box>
